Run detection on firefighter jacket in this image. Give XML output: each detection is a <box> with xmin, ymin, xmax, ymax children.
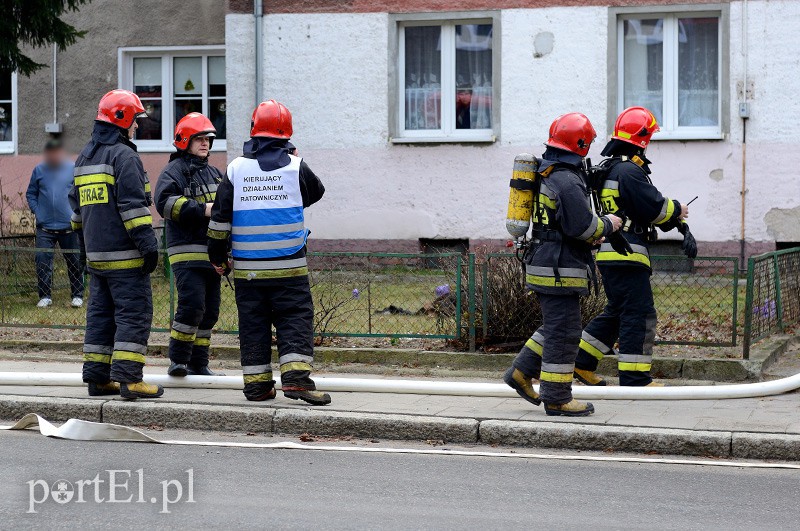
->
<box><xmin>208</xmin><ymin>139</ymin><xmax>325</xmax><ymax>284</ymax></box>
<box><xmin>596</xmin><ymin>155</ymin><xmax>681</xmax><ymax>270</ymax></box>
<box><xmin>525</xmin><ymin>148</ymin><xmax>615</xmax><ymax>296</ymax></box>
<box><xmin>68</xmin><ymin>122</ymin><xmax>158</xmax><ymax>276</ymax></box>
<box><xmin>154</xmin><ymin>152</ymin><xmax>222</xmax><ymax>270</ymax></box>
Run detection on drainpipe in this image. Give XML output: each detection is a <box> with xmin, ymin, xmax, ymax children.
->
<box><xmin>739</xmin><ymin>0</ymin><xmax>749</xmax><ymax>269</ymax></box>
<box><xmin>254</xmin><ymin>0</ymin><xmax>263</xmax><ymax>106</ymax></box>
<box><xmin>52</xmin><ymin>45</ymin><xmax>57</xmax><ymax>124</ymax></box>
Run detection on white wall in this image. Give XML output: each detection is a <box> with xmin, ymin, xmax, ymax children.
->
<box><xmin>225</xmin><ymin>1</ymin><xmax>800</xmax><ymax>249</ymax></box>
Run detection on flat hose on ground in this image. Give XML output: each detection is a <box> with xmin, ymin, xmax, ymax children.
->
<box><xmin>0</xmin><ymin>371</ymin><xmax>799</xmax><ymax>400</ymax></box>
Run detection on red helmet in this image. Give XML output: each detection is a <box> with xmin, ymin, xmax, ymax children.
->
<box><xmin>612</xmin><ymin>107</ymin><xmax>660</xmax><ymax>149</ymax></box>
<box><xmin>96</xmin><ymin>89</ymin><xmax>146</xmax><ymax>129</ymax></box>
<box><xmin>546</xmin><ymin>113</ymin><xmax>597</xmax><ymax>157</ymax></box>
<box><xmin>250</xmin><ymin>100</ymin><xmax>293</xmax><ymax>139</ymax></box>
<box><xmin>174</xmin><ymin>112</ymin><xmax>216</xmax><ymax>150</ymax></box>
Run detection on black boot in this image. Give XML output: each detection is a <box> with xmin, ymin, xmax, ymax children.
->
<box><xmin>244</xmin><ymin>381</ymin><xmax>277</xmax><ymax>401</ymax></box>
<box><xmin>168</xmin><ymin>363</ymin><xmax>188</xmax><ymax>377</ymax></box>
<box><xmin>187</xmin><ymin>365</ymin><xmax>225</xmax><ymax>376</ymax></box>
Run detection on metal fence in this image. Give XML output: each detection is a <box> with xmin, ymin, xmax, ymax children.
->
<box><xmin>0</xmin><ymin>244</ymin><xmax>797</xmax><ymax>357</ymax></box>
<box><xmin>743</xmin><ymin>248</ymin><xmax>800</xmax><ymax>358</ymax></box>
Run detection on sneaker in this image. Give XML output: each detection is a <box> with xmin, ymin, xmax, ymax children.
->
<box><xmin>37</xmin><ymin>298</ymin><xmax>53</xmax><ymax>308</ymax></box>
<box><xmin>71</xmin><ymin>297</ymin><xmax>83</xmax><ymax>308</ymax></box>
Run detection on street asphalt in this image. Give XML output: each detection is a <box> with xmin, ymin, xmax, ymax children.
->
<box><xmin>1</xmin><ymin>430</ymin><xmax>798</xmax><ymax>530</ymax></box>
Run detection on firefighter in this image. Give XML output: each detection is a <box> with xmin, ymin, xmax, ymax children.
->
<box><xmin>503</xmin><ymin>113</ymin><xmax>623</xmax><ymax>416</ymax></box>
<box><xmin>154</xmin><ymin>113</ymin><xmax>224</xmax><ymax>377</ymax></box>
<box><xmin>207</xmin><ymin>100</ymin><xmax>330</xmax><ymax>405</ymax></box>
<box><xmin>68</xmin><ymin>89</ymin><xmax>163</xmax><ymax>399</ymax></box>
<box><xmin>573</xmin><ymin>107</ymin><xmax>693</xmax><ymax>387</ymax></box>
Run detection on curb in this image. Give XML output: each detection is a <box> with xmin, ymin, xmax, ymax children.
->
<box><xmin>1</xmin><ymin>394</ymin><xmax>797</xmax><ymax>461</ymax></box>
<box><xmin>0</xmin><ymin>338</ymin><xmax>790</xmax><ymax>383</ymax></box>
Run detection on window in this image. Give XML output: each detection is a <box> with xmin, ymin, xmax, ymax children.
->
<box><xmin>119</xmin><ymin>47</ymin><xmax>226</xmax><ymax>151</ymax></box>
<box><xmin>0</xmin><ymin>71</ymin><xmax>16</xmax><ymax>154</ymax></box>
<box><xmin>617</xmin><ymin>13</ymin><xmax>722</xmax><ymax>139</ymax></box>
<box><xmin>396</xmin><ymin>20</ymin><xmax>495</xmax><ymax>142</ymax></box>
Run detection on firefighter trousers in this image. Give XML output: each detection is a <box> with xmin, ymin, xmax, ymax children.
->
<box><xmin>234</xmin><ymin>277</ymin><xmax>316</xmax><ymax>400</ymax></box>
<box><xmin>575</xmin><ymin>265</ymin><xmax>655</xmax><ymax>386</ymax></box>
<box><xmin>82</xmin><ymin>272</ymin><xmax>152</xmax><ymax>384</ymax></box>
<box><xmin>169</xmin><ymin>267</ymin><xmax>221</xmax><ymax>367</ymax></box>
<box><xmin>512</xmin><ymin>292</ymin><xmax>581</xmax><ymax>405</ymax></box>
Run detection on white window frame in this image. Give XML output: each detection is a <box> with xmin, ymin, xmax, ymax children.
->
<box><xmin>0</xmin><ymin>72</ymin><xmax>17</xmax><ymax>155</ymax></box>
<box><xmin>118</xmin><ymin>45</ymin><xmax>226</xmax><ymax>152</ymax></box>
<box><xmin>617</xmin><ymin>12</ymin><xmax>723</xmax><ymax>141</ymax></box>
<box><xmin>395</xmin><ymin>19</ymin><xmax>496</xmax><ymax>143</ymax></box>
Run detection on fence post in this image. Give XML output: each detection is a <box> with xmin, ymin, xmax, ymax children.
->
<box><xmin>731</xmin><ymin>258</ymin><xmax>739</xmax><ymax>346</ymax></box>
<box><xmin>772</xmin><ymin>254</ymin><xmax>785</xmax><ymax>332</ymax></box>
<box><xmin>468</xmin><ymin>253</ymin><xmax>476</xmax><ymax>352</ymax></box>
<box><xmin>742</xmin><ymin>256</ymin><xmax>756</xmax><ymax>360</ymax></box>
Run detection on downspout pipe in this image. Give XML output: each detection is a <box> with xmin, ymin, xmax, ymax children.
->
<box><xmin>739</xmin><ymin>0</ymin><xmax>749</xmax><ymax>269</ymax></box>
<box><xmin>254</xmin><ymin>0</ymin><xmax>263</xmax><ymax>106</ymax></box>
<box><xmin>2</xmin><ymin>372</ymin><xmax>800</xmax><ymax>401</ymax></box>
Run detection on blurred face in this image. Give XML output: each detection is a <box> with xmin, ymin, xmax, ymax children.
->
<box><xmin>43</xmin><ymin>147</ymin><xmax>65</xmax><ymax>167</ymax></box>
<box><xmin>127</xmin><ymin>120</ymin><xmax>138</xmax><ymax>139</ymax></box>
<box><xmin>188</xmin><ymin>136</ymin><xmax>211</xmax><ymax>157</ymax></box>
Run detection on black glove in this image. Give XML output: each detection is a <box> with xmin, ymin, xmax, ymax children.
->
<box><xmin>208</xmin><ymin>239</ymin><xmax>229</xmax><ymax>267</ymax></box>
<box><xmin>607</xmin><ymin>231</ymin><xmax>633</xmax><ymax>256</ymax></box>
<box><xmin>142</xmin><ymin>251</ymin><xmax>159</xmax><ymax>275</ymax></box>
<box><xmin>678</xmin><ymin>223</ymin><xmax>698</xmax><ymax>259</ymax></box>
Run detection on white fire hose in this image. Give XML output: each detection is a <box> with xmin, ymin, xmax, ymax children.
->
<box><xmin>0</xmin><ymin>371</ymin><xmax>799</xmax><ymax>400</ymax></box>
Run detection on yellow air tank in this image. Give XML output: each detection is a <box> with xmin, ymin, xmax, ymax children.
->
<box><xmin>505</xmin><ymin>153</ymin><xmax>539</xmax><ymax>239</ymax></box>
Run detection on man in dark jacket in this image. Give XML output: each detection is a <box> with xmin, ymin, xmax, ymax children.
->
<box><xmin>155</xmin><ymin>112</ymin><xmax>224</xmax><ymax>377</ymax></box>
<box><xmin>208</xmin><ymin>100</ymin><xmax>330</xmax><ymax>405</ymax></box>
<box><xmin>26</xmin><ymin>138</ymin><xmax>84</xmax><ymax>308</ymax></box>
<box><xmin>68</xmin><ymin>89</ymin><xmax>163</xmax><ymax>399</ymax></box>
<box><xmin>574</xmin><ymin>107</ymin><xmax>691</xmax><ymax>387</ymax></box>
<box><xmin>503</xmin><ymin>113</ymin><xmax>622</xmax><ymax>417</ymax></box>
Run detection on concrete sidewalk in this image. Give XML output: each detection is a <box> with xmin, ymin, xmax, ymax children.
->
<box><xmin>1</xmin><ymin>360</ymin><xmax>799</xmax><ymax>461</ymax></box>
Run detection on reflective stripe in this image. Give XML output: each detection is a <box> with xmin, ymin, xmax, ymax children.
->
<box><xmin>75</xmin><ymin>164</ymin><xmax>115</xmax><ymax>177</ymax></box>
<box><xmin>169</xmin><ymin>253</ymin><xmax>208</xmax><ymax>265</ymax></box>
<box><xmin>164</xmin><ymin>196</ymin><xmax>181</xmax><ymax>218</ymax></box>
<box><xmin>244</xmin><ymin>373</ymin><xmax>273</xmax><ymax>384</ymax></box>
<box><xmin>231</xmin><ymin>236</ymin><xmax>306</xmax><ymax>251</ymax></box>
<box><xmin>71</xmin><ymin>212</ymin><xmax>82</xmax><ymax>223</ymax></box>
<box><xmin>577</xmin><ymin>216</ymin><xmax>604</xmax><ymax>241</ymax></box>
<box><xmin>602</xmin><ymin>180</ymin><xmax>619</xmax><ymax>190</ymax></box>
<box><xmin>580</xmin><ymin>332</ymin><xmax>611</xmax><ymax>361</ymax></box>
<box><xmin>171</xmin><ymin>321</ymin><xmax>197</xmax><ymax>334</ymax></box>
<box><xmin>193</xmin><ymin>338</ymin><xmax>211</xmax><ymax>347</ymax></box>
<box><xmin>234</xmin><ymin>266</ymin><xmax>309</xmax><ymax>280</ymax></box>
<box><xmin>243</xmin><ymin>364</ymin><xmax>270</xmax><ymax>375</ymax></box>
<box><xmin>71</xmin><ymin>221</ymin><xmax>82</xmax><ymax>230</ymax></box>
<box><xmin>83</xmin><ymin>353</ymin><xmax>111</xmax><ymax>364</ymax></box>
<box><xmin>123</xmin><ymin>215</ymin><xmax>153</xmax><ymax>230</ymax></box>
<box><xmin>537</xmin><ymin>193</ymin><xmax>556</xmax><ymax>210</ymax></box>
<box><xmin>144</xmin><ymin>182</ymin><xmax>151</xmax><ymax>193</ymax></box>
<box><xmin>207</xmin><ymin>229</ymin><xmax>230</xmax><ymax>240</ymax></box>
<box><xmin>541</xmin><ymin>363</ymin><xmax>575</xmax><ymax>374</ymax></box>
<box><xmin>618</xmin><ymin>362</ymin><xmax>652</xmax><ymax>372</ymax></box>
<box><xmin>84</xmin><ymin>344</ymin><xmax>112</xmax><ymax>354</ymax></box>
<box><xmin>653</xmin><ymin>198</ymin><xmax>675</xmax><ymax>225</ymax></box>
<box><xmin>539</xmin><ymin>183</ymin><xmax>556</xmax><ymax>200</ymax></box>
<box><xmin>120</xmin><ymin>207</ymin><xmax>152</xmax><ymax>221</ymax></box>
<box><xmin>232</xmin><ymin>258</ymin><xmax>307</xmax><ymax>270</ymax></box>
<box><xmin>171</xmin><ymin>197</ymin><xmax>188</xmax><ymax>220</ymax></box>
<box><xmin>280</xmin><ymin>361</ymin><xmax>312</xmax><ymax>373</ymax></box>
<box><xmin>168</xmin><ymin>244</ymin><xmax>208</xmax><ymax>256</ymax></box>
<box><xmin>580</xmin><ymin>339</ymin><xmax>605</xmax><ymax>361</ymax></box>
<box><xmin>74</xmin><ymin>173</ymin><xmax>114</xmax><ymax>186</ymax></box>
<box><xmin>596</xmin><ymin>242</ymin><xmax>651</xmax><ymax>267</ymax></box>
<box><xmin>115</xmin><ymin>342</ymin><xmax>147</xmax><ymax>354</ymax></box>
<box><xmin>526</xmin><ymin>275</ymin><xmax>589</xmax><ymax>288</ymax></box>
<box><xmin>524</xmin><ymin>338</ymin><xmax>543</xmax><ymax>356</ymax></box>
<box><xmin>232</xmin><ymin>221</ymin><xmax>305</xmax><ymax>235</ymax></box>
<box><xmin>618</xmin><ymin>354</ymin><xmax>652</xmax><ymax>364</ymax></box>
<box><xmin>278</xmin><ymin>353</ymin><xmax>314</xmax><ymax>365</ymax></box>
<box><xmin>196</xmin><ymin>329</ymin><xmax>212</xmax><ymax>338</ymax></box>
<box><xmin>170</xmin><ymin>329</ymin><xmax>196</xmax><ymax>342</ymax></box>
<box><xmin>208</xmin><ymin>220</ymin><xmax>232</xmax><ymax>232</ymax></box>
<box><xmin>540</xmin><ymin>371</ymin><xmax>574</xmax><ymax>383</ymax></box>
<box><xmin>88</xmin><ymin>258</ymin><xmax>145</xmax><ymax>270</ymax></box>
<box><xmin>526</xmin><ymin>266</ymin><xmax>588</xmax><ymax>278</ymax></box>
<box><xmin>86</xmin><ymin>250</ymin><xmax>142</xmax><ymax>261</ymax></box>
<box><xmin>112</xmin><ymin>351</ymin><xmax>146</xmax><ymax>364</ymax></box>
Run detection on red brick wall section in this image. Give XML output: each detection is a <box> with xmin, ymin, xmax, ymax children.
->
<box><xmin>229</xmin><ymin>0</ymin><xmax>730</xmax><ymax>14</ymax></box>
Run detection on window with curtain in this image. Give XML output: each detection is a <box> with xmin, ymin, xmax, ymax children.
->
<box><xmin>399</xmin><ymin>21</ymin><xmax>494</xmax><ymax>141</ymax></box>
<box><xmin>0</xmin><ymin>71</ymin><xmax>16</xmax><ymax>152</ymax></box>
<box><xmin>618</xmin><ymin>14</ymin><xmax>721</xmax><ymax>139</ymax></box>
<box><xmin>122</xmin><ymin>48</ymin><xmax>226</xmax><ymax>151</ymax></box>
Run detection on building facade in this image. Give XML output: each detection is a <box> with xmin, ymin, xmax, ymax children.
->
<box><xmin>0</xmin><ymin>0</ymin><xmax>227</xmax><ymax>233</ymax></box>
<box><xmin>225</xmin><ymin>0</ymin><xmax>799</xmax><ymax>258</ymax></box>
